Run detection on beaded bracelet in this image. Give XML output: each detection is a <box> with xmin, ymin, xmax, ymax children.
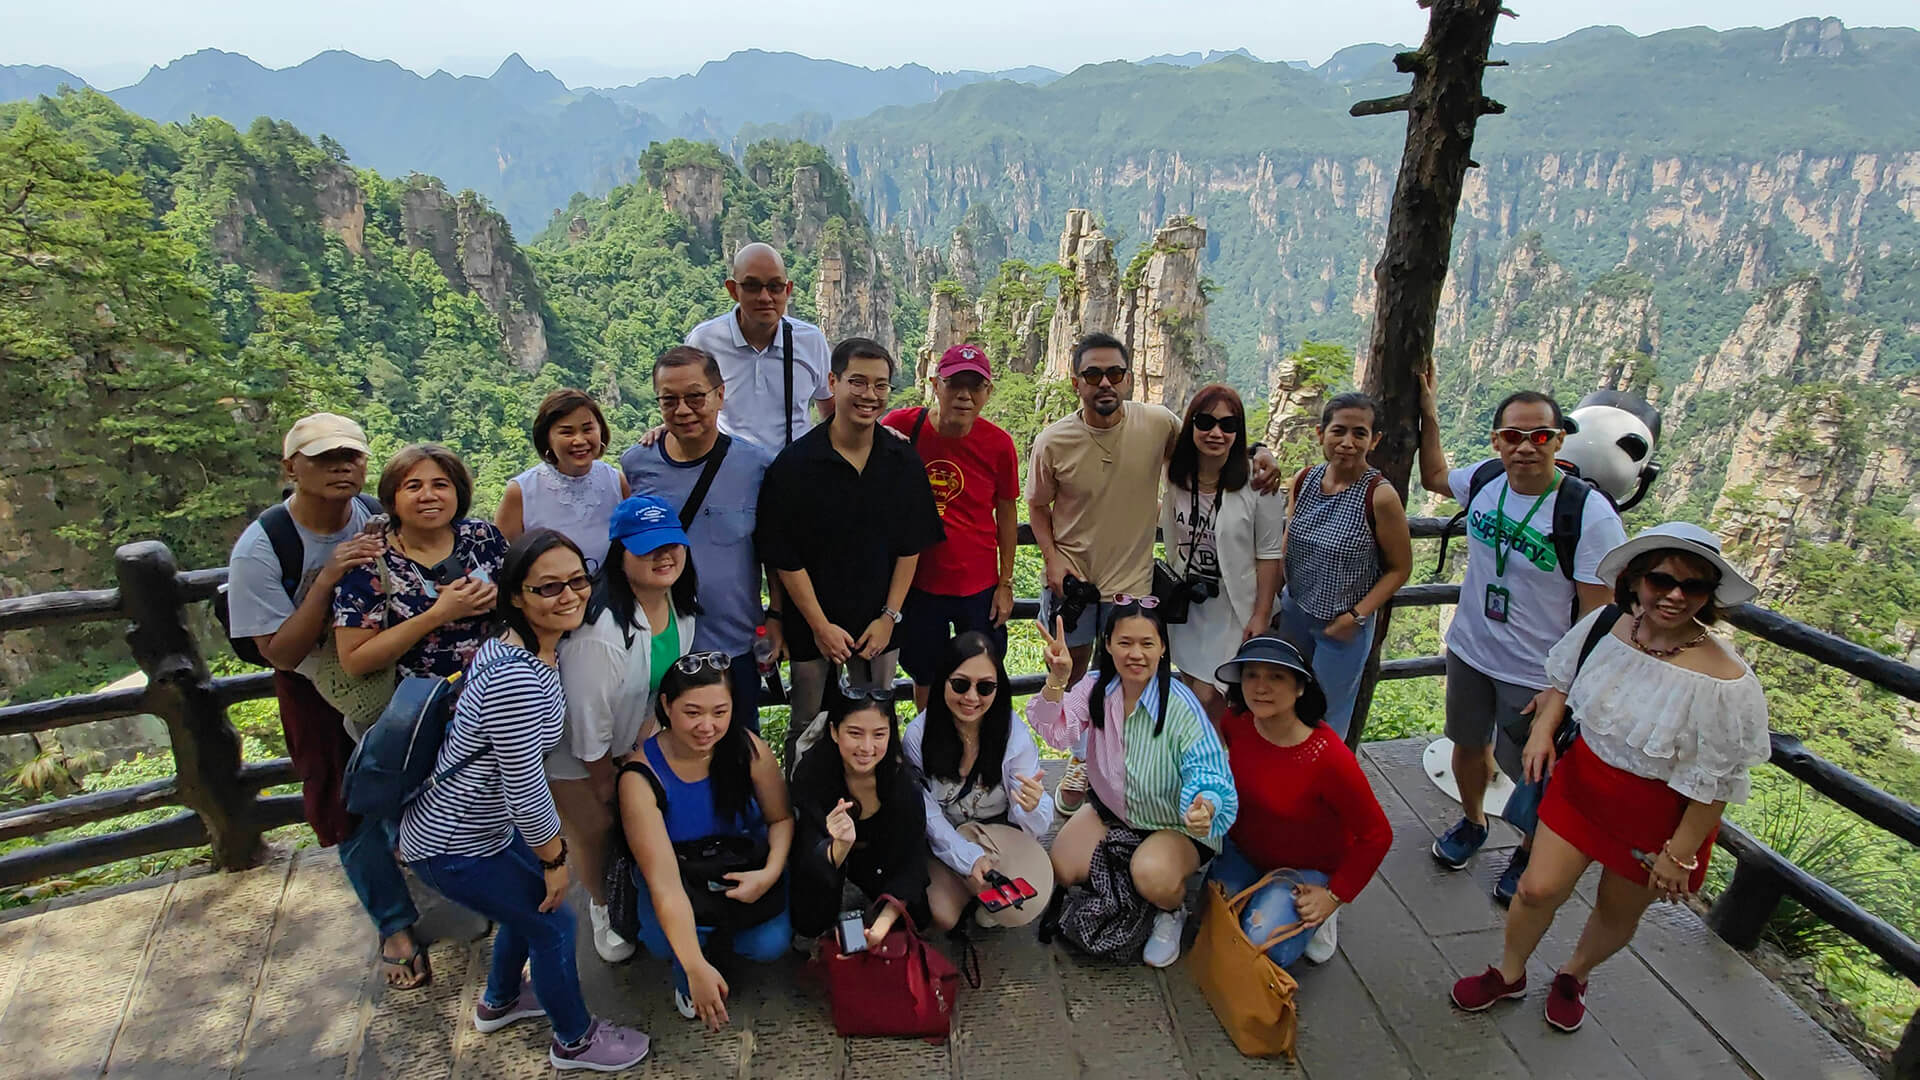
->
<box><xmin>1660</xmin><ymin>841</ymin><xmax>1700</xmax><ymax>872</ymax></box>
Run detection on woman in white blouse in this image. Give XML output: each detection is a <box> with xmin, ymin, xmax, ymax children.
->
<box><xmin>1451</xmin><ymin>522</ymin><xmax>1770</xmax><ymax>1035</ymax></box>
<box><xmin>553</xmin><ymin>495</ymin><xmax>699</xmax><ymax>962</ymax></box>
<box><xmin>902</xmin><ymin>632</ymin><xmax>1056</xmax><ymax>930</ymax></box>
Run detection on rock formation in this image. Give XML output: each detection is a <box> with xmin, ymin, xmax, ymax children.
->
<box><xmin>399</xmin><ymin>178</ymin><xmax>550</xmax><ymax>373</ymax></box>
<box><xmin>1261</xmin><ymin>349</ymin><xmax>1331</xmax><ymax>451</ymax></box>
<box><xmin>314</xmin><ymin>163</ymin><xmax>366</xmax><ymax>257</ymax></box>
<box><xmin>813</xmin><ymin>221</ymin><xmax>898</xmax><ymax>354</ymax></box>
<box><xmin>1116</xmin><ymin>216</ymin><xmax>1222</xmax><ymax>407</ymax></box>
<box><xmin>1043</xmin><ymin>210</ymin><xmax>1119</xmax><ymax>379</ymax></box>
<box><xmin>660</xmin><ymin>162</ymin><xmax>725</xmax><ymax>239</ymax></box>
<box><xmin>918</xmin><ymin>284</ymin><xmax>982</xmax><ymax>386</ymax></box>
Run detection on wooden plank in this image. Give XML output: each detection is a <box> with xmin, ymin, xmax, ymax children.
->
<box><xmin>1337</xmin><ymin>863</ymin><xmax>1532</xmax><ymax>1080</ymax></box>
<box><xmin>950</xmin><ymin>927</ymin><xmax>1075</xmax><ymax>1079</ymax></box>
<box><xmin>0</xmin><ymin>877</ymin><xmax>173</xmax><ymax>1080</ymax></box>
<box><xmin>1360</xmin><ymin>739</ymin><xmax>1522</xmax><ymax>849</ymax></box>
<box><xmin>234</xmin><ymin>850</ymin><xmax>375</xmax><ymax>1078</ymax></box>
<box><xmin>1361</xmin><ymin>755</ymin><xmax>1511</xmax><ymax>938</ymax></box>
<box><xmin>1054</xmin><ymin>950</ymin><xmax>1187</xmax><ymax>1079</ymax></box>
<box><xmin>0</xmin><ymin>907</ymin><xmax>45</xmax><ymax>1028</ymax></box>
<box><xmin>1289</xmin><ymin>953</ymin><xmax>1414</xmax><ymax>1080</ymax></box>
<box><xmin>448</xmin><ymin>934</ymin><xmax>594</xmax><ymax>1080</ymax></box>
<box><xmin>1627</xmin><ymin>900</ymin><xmax>1872</xmax><ymax>1080</ymax></box>
<box><xmin>739</xmin><ymin>953</ymin><xmax>844</xmax><ymax>1080</ymax></box>
<box><xmin>1433</xmin><ymin>926</ymin><xmax>1648</xmax><ymax>1080</ymax></box>
<box><xmin>354</xmin><ymin>929</ymin><xmax>478</xmax><ymax>1080</ymax></box>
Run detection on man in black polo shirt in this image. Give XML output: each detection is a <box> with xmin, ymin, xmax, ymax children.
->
<box><xmin>757</xmin><ymin>337</ymin><xmax>943</xmax><ymax>769</ymax></box>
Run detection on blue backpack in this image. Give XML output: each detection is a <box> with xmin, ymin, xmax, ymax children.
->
<box><xmin>343</xmin><ymin>657</ymin><xmax>508</xmax><ymax>819</ymax></box>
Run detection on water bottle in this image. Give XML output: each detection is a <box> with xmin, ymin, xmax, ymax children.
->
<box><xmin>753</xmin><ymin>624</ymin><xmax>777</xmax><ymax>675</ymax></box>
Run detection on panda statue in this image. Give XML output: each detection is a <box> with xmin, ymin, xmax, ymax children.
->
<box><xmin>1557</xmin><ymin>390</ymin><xmax>1662</xmax><ymax>513</ymax></box>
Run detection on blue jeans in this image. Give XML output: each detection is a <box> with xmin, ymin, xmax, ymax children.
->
<box><xmin>1206</xmin><ymin>840</ymin><xmax>1331</xmax><ymax>970</ymax></box>
<box><xmin>632</xmin><ymin>865</ymin><xmax>790</xmax><ymax>997</ymax></box>
<box><xmin>339</xmin><ymin>815</ymin><xmax>418</xmax><ymax>939</ymax></box>
<box><xmin>1276</xmin><ymin>591</ymin><xmax>1378</xmax><ymax>740</ymax></box>
<box><xmin>411</xmin><ymin>837</ymin><xmax>592</xmax><ymax>1044</ymax></box>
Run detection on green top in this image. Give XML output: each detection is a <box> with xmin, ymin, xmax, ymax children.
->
<box><xmin>648</xmin><ymin>607</ymin><xmax>680</xmax><ymax>700</ymax></box>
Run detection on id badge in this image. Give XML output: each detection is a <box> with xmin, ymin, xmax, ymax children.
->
<box><xmin>1484</xmin><ymin>583</ymin><xmax>1511</xmax><ymax>623</ymax></box>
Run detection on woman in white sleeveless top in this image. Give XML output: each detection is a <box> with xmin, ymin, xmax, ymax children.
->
<box><xmin>496</xmin><ymin>388</ymin><xmax>629</xmax><ymax>570</ymax></box>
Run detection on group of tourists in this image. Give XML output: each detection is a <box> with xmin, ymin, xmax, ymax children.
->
<box><xmin>226</xmin><ymin>240</ymin><xmax>1773</xmax><ymax>1069</ymax></box>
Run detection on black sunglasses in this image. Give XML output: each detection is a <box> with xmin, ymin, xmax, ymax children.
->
<box><xmin>1192</xmin><ymin>414</ymin><xmax>1244</xmax><ymax>434</ymax></box>
<box><xmin>1642</xmin><ymin>570</ymin><xmax>1717</xmax><ymax>598</ymax></box>
<box><xmin>1077</xmin><ymin>365</ymin><xmax>1130</xmax><ymax>387</ymax></box>
<box><xmin>946</xmin><ymin>676</ymin><xmax>1000</xmax><ymax>697</ymax></box>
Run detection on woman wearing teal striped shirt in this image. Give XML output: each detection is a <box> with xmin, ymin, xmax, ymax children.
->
<box><xmin>1028</xmin><ymin>601</ymin><xmax>1238</xmax><ymax>968</ymax></box>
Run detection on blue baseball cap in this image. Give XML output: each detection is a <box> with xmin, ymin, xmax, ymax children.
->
<box><xmin>608</xmin><ymin>494</ymin><xmax>690</xmax><ymax>555</ymax></box>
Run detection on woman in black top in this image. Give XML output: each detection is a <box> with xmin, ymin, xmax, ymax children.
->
<box><xmin>788</xmin><ymin>690</ymin><xmax>933</xmax><ymax>946</ymax></box>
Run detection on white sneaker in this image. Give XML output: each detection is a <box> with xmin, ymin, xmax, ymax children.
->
<box><xmin>589</xmin><ymin>901</ymin><xmax>636</xmax><ymax>963</ymax></box>
<box><xmin>1304</xmin><ymin>909</ymin><xmax>1338</xmax><ymax>965</ymax></box>
<box><xmin>1143</xmin><ymin>907</ymin><xmax>1187</xmax><ymax>968</ymax></box>
<box><xmin>673</xmin><ymin>987</ymin><xmax>695</xmax><ymax>1020</ymax></box>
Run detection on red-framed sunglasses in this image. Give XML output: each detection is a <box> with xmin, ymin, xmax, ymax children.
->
<box><xmin>1494</xmin><ymin>426</ymin><xmax>1560</xmax><ymax>447</ymax></box>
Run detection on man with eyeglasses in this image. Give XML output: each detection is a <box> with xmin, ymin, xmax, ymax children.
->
<box><xmin>757</xmin><ymin>338</ymin><xmax>944</xmax><ymax>771</ymax></box>
<box><xmin>882</xmin><ymin>343</ymin><xmax>1021</xmax><ymax>711</ymax></box>
<box><xmin>1416</xmin><ymin>372</ymin><xmax>1626</xmax><ymax>901</ymax></box>
<box><xmin>621</xmin><ymin>346</ymin><xmax>782</xmax><ymax>730</ymax></box>
<box><xmin>683</xmin><ymin>242</ymin><xmax>835</xmax><ymax>449</ymax></box>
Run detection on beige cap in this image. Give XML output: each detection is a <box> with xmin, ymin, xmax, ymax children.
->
<box><xmin>283</xmin><ymin>413</ymin><xmax>370</xmax><ymax>458</ymax></box>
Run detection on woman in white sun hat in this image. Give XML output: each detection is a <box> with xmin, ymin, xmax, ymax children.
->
<box><xmin>1451</xmin><ymin>521</ymin><xmax>1770</xmax><ymax>1035</ymax></box>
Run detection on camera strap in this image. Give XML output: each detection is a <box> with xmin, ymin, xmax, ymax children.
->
<box><xmin>1185</xmin><ymin>481</ymin><xmax>1223</xmax><ymax>577</ymax></box>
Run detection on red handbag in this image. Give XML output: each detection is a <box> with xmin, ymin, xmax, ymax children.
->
<box><xmin>815</xmin><ymin>896</ymin><xmax>960</xmax><ymax>1041</ymax></box>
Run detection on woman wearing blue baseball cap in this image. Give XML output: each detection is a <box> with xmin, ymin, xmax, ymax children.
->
<box><xmin>552</xmin><ymin>493</ymin><xmax>703</xmax><ymax>962</ymax></box>
<box><xmin>1206</xmin><ymin>635</ymin><xmax>1392</xmax><ymax>969</ymax></box>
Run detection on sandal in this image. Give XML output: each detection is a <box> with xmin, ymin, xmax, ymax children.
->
<box><xmin>380</xmin><ymin>944</ymin><xmax>433</xmax><ymax>990</ymax></box>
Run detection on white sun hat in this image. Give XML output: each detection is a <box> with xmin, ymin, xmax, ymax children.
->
<box><xmin>1596</xmin><ymin>521</ymin><xmax>1758</xmax><ymax>607</ymax></box>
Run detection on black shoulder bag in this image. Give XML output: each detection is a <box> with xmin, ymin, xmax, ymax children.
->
<box><xmin>780</xmin><ymin>319</ymin><xmax>796</xmax><ymax>446</ymax></box>
<box><xmin>678</xmin><ymin>434</ymin><xmax>733</xmax><ymax>530</ymax></box>
<box><xmin>617</xmin><ymin>760</ymin><xmax>782</xmax><ymax>931</ymax></box>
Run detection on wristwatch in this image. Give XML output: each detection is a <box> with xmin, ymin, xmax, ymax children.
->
<box><xmin>881</xmin><ymin>606</ymin><xmax>903</xmax><ymax>625</ymax></box>
<box><xmin>1346</xmin><ymin>607</ymin><xmax>1371</xmax><ymax>625</ymax></box>
<box><xmin>763</xmin><ymin>608</ymin><xmax>783</xmax><ymax>622</ymax></box>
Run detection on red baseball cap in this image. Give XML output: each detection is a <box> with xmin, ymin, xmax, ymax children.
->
<box><xmin>937</xmin><ymin>344</ymin><xmax>992</xmax><ymax>380</ymax></box>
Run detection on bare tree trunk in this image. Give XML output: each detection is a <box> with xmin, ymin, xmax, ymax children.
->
<box><xmin>1346</xmin><ymin>0</ymin><xmax>1507</xmax><ymax>745</ymax></box>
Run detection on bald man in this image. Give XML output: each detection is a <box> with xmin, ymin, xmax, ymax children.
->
<box><xmin>683</xmin><ymin>243</ymin><xmax>836</xmax><ymax>448</ymax></box>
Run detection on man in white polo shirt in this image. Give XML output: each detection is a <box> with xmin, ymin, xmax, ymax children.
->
<box><xmin>685</xmin><ymin>242</ymin><xmax>834</xmax><ymax>449</ymax></box>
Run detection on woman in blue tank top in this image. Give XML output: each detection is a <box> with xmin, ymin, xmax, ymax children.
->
<box><xmin>617</xmin><ymin>654</ymin><xmax>792</xmax><ymax>1031</ymax></box>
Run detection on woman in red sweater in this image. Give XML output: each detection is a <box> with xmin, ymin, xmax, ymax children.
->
<box><xmin>1207</xmin><ymin>636</ymin><xmax>1392</xmax><ymax>966</ymax></box>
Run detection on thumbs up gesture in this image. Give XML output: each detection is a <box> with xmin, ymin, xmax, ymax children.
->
<box><xmin>1184</xmin><ymin>794</ymin><xmax>1215</xmax><ymax>839</ymax></box>
<box><xmin>1014</xmin><ymin>770</ymin><xmax>1047</xmax><ymax>814</ymax></box>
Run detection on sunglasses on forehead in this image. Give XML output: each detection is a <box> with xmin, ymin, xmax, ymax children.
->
<box><xmin>1111</xmin><ymin>593</ymin><xmax>1161</xmax><ymax>611</ymax></box>
<box><xmin>1494</xmin><ymin>426</ymin><xmax>1561</xmax><ymax>447</ymax></box>
<box><xmin>836</xmin><ymin>677</ymin><xmax>897</xmax><ymax>704</ymax></box>
<box><xmin>672</xmin><ymin>651</ymin><xmax>732</xmax><ymax>676</ymax></box>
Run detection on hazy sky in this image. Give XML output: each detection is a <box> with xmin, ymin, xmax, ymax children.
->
<box><xmin>8</xmin><ymin>1</ymin><xmax>1918</xmax><ymax>90</ymax></box>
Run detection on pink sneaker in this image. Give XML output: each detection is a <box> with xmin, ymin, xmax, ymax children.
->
<box><xmin>549</xmin><ymin>1019</ymin><xmax>651</xmax><ymax>1072</ymax></box>
<box><xmin>1544</xmin><ymin>972</ymin><xmax>1587</xmax><ymax>1032</ymax></box>
<box><xmin>1450</xmin><ymin>966</ymin><xmax>1526</xmax><ymax>1012</ymax></box>
<box><xmin>473</xmin><ymin>984</ymin><xmax>544</xmax><ymax>1034</ymax></box>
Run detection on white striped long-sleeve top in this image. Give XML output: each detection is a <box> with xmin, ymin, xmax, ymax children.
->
<box><xmin>398</xmin><ymin>637</ymin><xmax>567</xmax><ymax>862</ymax></box>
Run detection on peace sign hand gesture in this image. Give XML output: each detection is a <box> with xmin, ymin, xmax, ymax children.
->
<box><xmin>1184</xmin><ymin>794</ymin><xmax>1215</xmax><ymax>839</ymax></box>
<box><xmin>1036</xmin><ymin>616</ymin><xmax>1074</xmax><ymax>688</ymax></box>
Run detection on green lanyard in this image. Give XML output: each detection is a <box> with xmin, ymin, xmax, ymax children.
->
<box><xmin>1492</xmin><ymin>474</ymin><xmax>1558</xmax><ymax>578</ymax></box>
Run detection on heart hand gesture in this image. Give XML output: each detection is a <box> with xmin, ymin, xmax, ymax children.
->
<box><xmin>825</xmin><ymin>798</ymin><xmax>857</xmax><ymax>847</ymax></box>
<box><xmin>1014</xmin><ymin>770</ymin><xmax>1047</xmax><ymax>814</ymax></box>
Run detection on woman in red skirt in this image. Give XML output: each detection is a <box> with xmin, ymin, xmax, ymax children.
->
<box><xmin>1451</xmin><ymin>521</ymin><xmax>1770</xmax><ymax>1033</ymax></box>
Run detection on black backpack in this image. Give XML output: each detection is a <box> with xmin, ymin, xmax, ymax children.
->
<box><xmin>1434</xmin><ymin>460</ymin><xmax>1605</xmax><ymax>621</ymax></box>
<box><xmin>216</xmin><ymin>494</ymin><xmax>381</xmax><ymax>666</ymax></box>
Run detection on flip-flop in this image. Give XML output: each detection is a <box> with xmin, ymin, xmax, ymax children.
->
<box><xmin>380</xmin><ymin>944</ymin><xmax>433</xmax><ymax>990</ymax></box>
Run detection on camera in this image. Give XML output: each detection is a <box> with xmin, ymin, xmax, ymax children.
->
<box><xmin>837</xmin><ymin>909</ymin><xmax>869</xmax><ymax>954</ymax></box>
<box><xmin>1055</xmin><ymin>575</ymin><xmax>1102</xmax><ymax>634</ymax></box>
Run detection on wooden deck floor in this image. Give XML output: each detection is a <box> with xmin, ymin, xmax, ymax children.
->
<box><xmin>0</xmin><ymin>737</ymin><xmax>1873</xmax><ymax>1080</ymax></box>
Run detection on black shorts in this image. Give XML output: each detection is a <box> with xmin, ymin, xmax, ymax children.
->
<box><xmin>899</xmin><ymin>585</ymin><xmax>1007</xmax><ymax>684</ymax></box>
<box><xmin>1088</xmin><ymin>789</ymin><xmax>1215</xmax><ymax>867</ymax></box>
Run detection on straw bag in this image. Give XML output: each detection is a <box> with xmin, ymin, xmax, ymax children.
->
<box><xmin>1188</xmin><ymin>870</ymin><xmax>1313</xmax><ymax>1058</ymax></box>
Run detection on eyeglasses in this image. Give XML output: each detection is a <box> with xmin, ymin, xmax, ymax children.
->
<box><xmin>1642</xmin><ymin>570</ymin><xmax>1717</xmax><ymax>598</ymax></box>
<box><xmin>939</xmin><ymin>374</ymin><xmax>989</xmax><ymax>394</ymax></box>
<box><xmin>523</xmin><ymin>574</ymin><xmax>592</xmax><ymax>598</ymax></box>
<box><xmin>946</xmin><ymin>676</ymin><xmax>1000</xmax><ymax>697</ymax></box>
<box><xmin>658</xmin><ymin>389</ymin><xmax>711</xmax><ymax>413</ymax></box>
<box><xmin>672</xmin><ymin>651</ymin><xmax>732</xmax><ymax>675</ymax></box>
<box><xmin>1111</xmin><ymin>593</ymin><xmax>1161</xmax><ymax>610</ymax></box>
<box><xmin>836</xmin><ymin>681</ymin><xmax>897</xmax><ymax>704</ymax></box>
<box><xmin>842</xmin><ymin>375</ymin><xmax>892</xmax><ymax>396</ymax></box>
<box><xmin>735</xmin><ymin>279</ymin><xmax>790</xmax><ymax>295</ymax></box>
<box><xmin>1494</xmin><ymin>426</ymin><xmax>1560</xmax><ymax>447</ymax></box>
<box><xmin>1077</xmin><ymin>366</ymin><xmax>1130</xmax><ymax>387</ymax></box>
<box><xmin>1192</xmin><ymin>414</ymin><xmax>1244</xmax><ymax>434</ymax></box>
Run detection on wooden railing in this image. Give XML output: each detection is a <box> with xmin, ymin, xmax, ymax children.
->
<box><xmin>1</xmin><ymin>528</ymin><xmax>1916</xmax><ymax>1062</ymax></box>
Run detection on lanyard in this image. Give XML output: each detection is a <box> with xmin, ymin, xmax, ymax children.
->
<box><xmin>1492</xmin><ymin>474</ymin><xmax>1557</xmax><ymax>578</ymax></box>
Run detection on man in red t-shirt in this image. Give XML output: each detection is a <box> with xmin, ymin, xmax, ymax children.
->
<box><xmin>882</xmin><ymin>344</ymin><xmax>1021</xmax><ymax>709</ymax></box>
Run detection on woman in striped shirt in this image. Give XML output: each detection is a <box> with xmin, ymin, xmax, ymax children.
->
<box><xmin>1028</xmin><ymin>603</ymin><xmax>1239</xmax><ymax>968</ymax></box>
<box><xmin>399</xmin><ymin>529</ymin><xmax>651</xmax><ymax>1073</ymax></box>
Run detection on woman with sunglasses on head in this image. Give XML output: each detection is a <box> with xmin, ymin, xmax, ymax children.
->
<box><xmin>788</xmin><ymin>686</ymin><xmax>934</xmax><ymax>949</ymax></box>
<box><xmin>902</xmin><ymin>632</ymin><xmax>1055</xmax><ymax>932</ymax></box>
<box><xmin>1029</xmin><ymin>601</ymin><xmax>1237</xmax><ymax>968</ymax></box>
<box><xmin>1159</xmin><ymin>384</ymin><xmax>1286</xmax><ymax>719</ymax></box>
<box><xmin>552</xmin><ymin>494</ymin><xmax>702</xmax><ymax>964</ymax></box>
<box><xmin>618</xmin><ymin>653</ymin><xmax>791</xmax><ymax>1031</ymax></box>
<box><xmin>1207</xmin><ymin>636</ymin><xmax>1392</xmax><ymax>969</ymax></box>
<box><xmin>399</xmin><ymin>529</ymin><xmax>651</xmax><ymax>1072</ymax></box>
<box><xmin>1276</xmin><ymin>392</ymin><xmax>1413</xmax><ymax>739</ymax></box>
<box><xmin>496</xmin><ymin>388</ymin><xmax>631</xmax><ymax>568</ymax></box>
<box><xmin>334</xmin><ymin>444</ymin><xmax>509</xmax><ymax>681</ymax></box>
<box><xmin>1452</xmin><ymin>523</ymin><xmax>1768</xmax><ymax>1035</ymax></box>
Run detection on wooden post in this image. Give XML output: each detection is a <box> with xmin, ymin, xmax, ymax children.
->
<box><xmin>1345</xmin><ymin>0</ymin><xmax>1509</xmax><ymax>745</ymax></box>
<box><xmin>116</xmin><ymin>541</ymin><xmax>264</xmax><ymax>871</ymax></box>
<box><xmin>1894</xmin><ymin>1012</ymin><xmax>1919</xmax><ymax>1080</ymax></box>
<box><xmin>1704</xmin><ymin>859</ymin><xmax>1787</xmax><ymax>951</ymax></box>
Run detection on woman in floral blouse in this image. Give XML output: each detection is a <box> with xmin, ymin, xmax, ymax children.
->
<box><xmin>334</xmin><ymin>444</ymin><xmax>510</xmax><ymax>680</ymax></box>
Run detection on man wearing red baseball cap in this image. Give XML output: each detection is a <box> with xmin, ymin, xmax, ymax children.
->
<box><xmin>882</xmin><ymin>344</ymin><xmax>1021</xmax><ymax>709</ymax></box>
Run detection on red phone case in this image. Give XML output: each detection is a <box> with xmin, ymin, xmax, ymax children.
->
<box><xmin>1007</xmin><ymin>877</ymin><xmax>1037</xmax><ymax>900</ymax></box>
<box><xmin>975</xmin><ymin>887</ymin><xmax>1010</xmax><ymax>912</ymax></box>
